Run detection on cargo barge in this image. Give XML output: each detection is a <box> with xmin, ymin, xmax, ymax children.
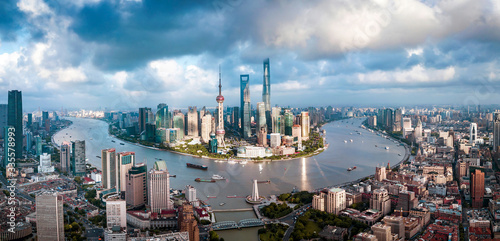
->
<box><xmin>186</xmin><ymin>163</ymin><xmax>208</xmax><ymax>170</ymax></box>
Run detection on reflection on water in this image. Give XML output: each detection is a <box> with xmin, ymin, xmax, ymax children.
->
<box><xmin>301</xmin><ymin>157</ymin><xmax>308</xmax><ymax>191</ymax></box>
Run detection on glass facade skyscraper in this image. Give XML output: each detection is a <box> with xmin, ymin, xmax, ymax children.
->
<box><xmin>173</xmin><ymin>113</ymin><xmax>185</xmax><ymax>140</ymax></box>
<box><xmin>139</xmin><ymin>107</ymin><xmax>151</xmax><ymax>134</ymax></box>
<box><xmin>263</xmin><ymin>59</ymin><xmax>272</xmax><ymax>131</ymax></box>
<box><xmin>187</xmin><ymin>106</ymin><xmax>198</xmax><ymax>137</ymax></box>
<box><xmin>102</xmin><ymin>148</ymin><xmax>116</xmax><ymax>189</ymax></box>
<box><xmin>257</xmin><ymin>102</ymin><xmax>267</xmax><ymax>130</ymax></box>
<box><xmin>71</xmin><ymin>140</ymin><xmax>86</xmax><ymax>176</ymax></box>
<box><xmin>155</xmin><ymin>104</ymin><xmax>170</xmax><ymax>129</ymax></box>
<box><xmin>7</xmin><ymin>90</ymin><xmax>23</xmax><ymax>160</ymax></box>
<box><xmin>240</xmin><ymin>75</ymin><xmax>251</xmax><ymax>138</ymax></box>
<box><xmin>284</xmin><ymin>110</ymin><xmax>294</xmax><ymax>136</ymax></box>
<box><xmin>263</xmin><ymin>58</ymin><xmax>271</xmax><ymax>111</ymax></box>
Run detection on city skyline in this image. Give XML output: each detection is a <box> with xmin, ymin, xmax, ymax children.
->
<box><xmin>0</xmin><ymin>0</ymin><xmax>499</xmax><ymax>110</ymax></box>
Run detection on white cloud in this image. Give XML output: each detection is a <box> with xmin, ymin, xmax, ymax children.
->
<box><xmin>17</xmin><ymin>0</ymin><xmax>52</xmax><ymax>17</ymax></box>
<box><xmin>255</xmin><ymin>0</ymin><xmax>483</xmax><ymax>56</ymax></box>
<box><xmin>56</xmin><ymin>67</ymin><xmax>87</xmax><ymax>83</ymax></box>
<box><xmin>406</xmin><ymin>47</ymin><xmax>423</xmax><ymax>57</ymax></box>
<box><xmin>274</xmin><ymin>80</ymin><xmax>310</xmax><ymax>91</ymax></box>
<box><xmin>31</xmin><ymin>42</ymin><xmax>49</xmax><ymax>66</ymax></box>
<box><xmin>236</xmin><ymin>65</ymin><xmax>255</xmax><ymax>74</ymax></box>
<box><xmin>357</xmin><ymin>65</ymin><xmax>455</xmax><ymax>84</ymax></box>
<box><xmin>112</xmin><ymin>71</ymin><xmax>128</xmax><ymax>88</ymax></box>
<box><xmin>148</xmin><ymin>59</ymin><xmax>185</xmax><ymax>88</ymax></box>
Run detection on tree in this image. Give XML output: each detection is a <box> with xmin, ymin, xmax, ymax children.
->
<box><xmin>74</xmin><ymin>176</ymin><xmax>83</xmax><ymax>185</ymax></box>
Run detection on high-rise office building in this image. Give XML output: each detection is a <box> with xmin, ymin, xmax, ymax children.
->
<box><xmin>60</xmin><ymin>142</ymin><xmax>71</xmax><ymax>173</ymax></box>
<box><xmin>139</xmin><ymin>107</ymin><xmax>151</xmax><ymax>134</ymax></box>
<box><xmin>215</xmin><ymin>68</ymin><xmax>226</xmax><ymax>147</ymax></box>
<box><xmin>471</xmin><ymin>169</ymin><xmax>485</xmax><ymax>208</ymax></box>
<box><xmin>71</xmin><ymin>140</ymin><xmax>86</xmax><ymax>176</ymax></box>
<box><xmin>106</xmin><ymin>197</ymin><xmax>126</xmax><ymax>229</ymax></box>
<box><xmin>232</xmin><ymin>107</ymin><xmax>239</xmax><ymax>128</ymax></box>
<box><xmin>270</xmin><ymin>133</ymin><xmax>281</xmax><ymax>148</ymax></box>
<box><xmin>178</xmin><ymin>204</ymin><xmax>200</xmax><ymax>241</ymax></box>
<box><xmin>396</xmin><ymin>190</ymin><xmax>417</xmax><ymax>215</ymax></box>
<box><xmin>201</xmin><ymin>113</ymin><xmax>212</xmax><ymax>143</ymax></box>
<box><xmin>257</xmin><ymin>126</ymin><xmax>267</xmax><ymax>147</ymax></box>
<box><xmin>7</xmin><ymin>90</ymin><xmax>23</xmax><ymax>160</ymax></box>
<box><xmin>402</xmin><ymin>117</ymin><xmax>411</xmax><ymax>129</ymax></box>
<box><xmin>284</xmin><ymin>110</ymin><xmax>294</xmax><ymax>136</ymax></box>
<box><xmin>271</xmin><ymin>107</ymin><xmax>281</xmax><ymax>134</ymax></box>
<box><xmin>0</xmin><ymin>104</ymin><xmax>7</xmax><ymax>139</ymax></box>
<box><xmin>149</xmin><ymin>160</ymin><xmax>172</xmax><ymax>213</ymax></box>
<box><xmin>173</xmin><ymin>112</ymin><xmax>185</xmax><ymax>140</ymax></box>
<box><xmin>263</xmin><ymin>58</ymin><xmax>272</xmax><ymax>131</ymax></box>
<box><xmin>117</xmin><ymin>152</ymin><xmax>134</xmax><ymax>193</ymax></box>
<box><xmin>26</xmin><ymin>112</ymin><xmax>32</xmax><ymax>129</ymax></box>
<box><xmin>126</xmin><ymin>163</ymin><xmax>147</xmax><ymax>208</ymax></box>
<box><xmin>384</xmin><ymin>108</ymin><xmax>393</xmax><ymax>130</ymax></box>
<box><xmin>300</xmin><ymin>112</ymin><xmax>310</xmax><ymax>140</ymax></box>
<box><xmin>326</xmin><ymin>188</ymin><xmax>346</xmax><ymax>215</ymax></box>
<box><xmin>494</xmin><ymin>113</ymin><xmax>500</xmax><ymax>152</ymax></box>
<box><xmin>25</xmin><ymin>130</ymin><xmax>32</xmax><ymax>153</ymax></box>
<box><xmin>470</xmin><ymin>122</ymin><xmax>477</xmax><ymax>145</ymax></box>
<box><xmin>372</xmin><ymin>222</ymin><xmax>392</xmax><ymax>241</ymax></box>
<box><xmin>263</xmin><ymin>58</ymin><xmax>271</xmax><ymax>112</ymax></box>
<box><xmin>312</xmin><ymin>193</ymin><xmax>325</xmax><ymax>212</ymax></box>
<box><xmin>42</xmin><ymin>111</ymin><xmax>49</xmax><ymax>123</ymax></box>
<box><xmin>36</xmin><ymin>192</ymin><xmax>64</xmax><ymax>240</ymax></box>
<box><xmin>35</xmin><ymin>135</ymin><xmax>42</xmax><ymax>156</ymax></box>
<box><xmin>240</xmin><ymin>75</ymin><xmax>251</xmax><ymax>138</ymax></box>
<box><xmin>187</xmin><ymin>106</ymin><xmax>198</xmax><ymax>138</ymax></box>
<box><xmin>414</xmin><ymin>119</ymin><xmax>423</xmax><ymax>139</ymax></box>
<box><xmin>102</xmin><ymin>148</ymin><xmax>117</xmax><ymax>189</ymax></box>
<box><xmin>155</xmin><ymin>104</ymin><xmax>170</xmax><ymax>129</ymax></box>
<box><xmin>370</xmin><ymin>188</ymin><xmax>391</xmax><ymax>215</ymax></box>
<box><xmin>375</xmin><ymin>166</ymin><xmax>386</xmax><ymax>181</ymax></box>
<box><xmin>185</xmin><ymin>185</ymin><xmax>197</xmax><ymax>203</ymax></box>
<box><xmin>393</xmin><ymin>108</ymin><xmax>402</xmax><ymax>132</ymax></box>
<box><xmin>256</xmin><ymin>102</ymin><xmax>266</xmax><ymax>130</ymax></box>
<box><xmin>38</xmin><ymin>153</ymin><xmax>54</xmax><ymax>173</ymax></box>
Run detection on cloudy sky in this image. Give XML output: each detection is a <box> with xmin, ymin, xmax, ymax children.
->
<box><xmin>0</xmin><ymin>0</ymin><xmax>500</xmax><ymax>111</ymax></box>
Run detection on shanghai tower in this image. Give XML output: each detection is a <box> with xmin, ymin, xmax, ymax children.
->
<box><xmin>263</xmin><ymin>58</ymin><xmax>271</xmax><ymax>111</ymax></box>
<box><xmin>263</xmin><ymin>58</ymin><xmax>272</xmax><ymax>131</ymax></box>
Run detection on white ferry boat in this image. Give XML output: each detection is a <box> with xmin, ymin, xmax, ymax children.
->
<box><xmin>212</xmin><ymin>174</ymin><xmax>226</xmax><ymax>180</ymax></box>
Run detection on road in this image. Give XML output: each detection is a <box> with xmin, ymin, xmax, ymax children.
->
<box><xmin>0</xmin><ymin>173</ymin><xmax>35</xmax><ymax>202</ymax></box>
<box><xmin>277</xmin><ymin>204</ymin><xmax>311</xmax><ymax>241</ymax></box>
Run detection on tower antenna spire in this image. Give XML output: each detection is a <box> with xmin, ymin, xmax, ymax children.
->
<box><xmin>218</xmin><ymin>65</ymin><xmax>222</xmax><ymax>96</ymax></box>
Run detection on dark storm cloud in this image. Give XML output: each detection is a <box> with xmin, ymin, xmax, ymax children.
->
<box><xmin>69</xmin><ymin>0</ymin><xmax>245</xmax><ymax>70</ymax></box>
<box><xmin>0</xmin><ymin>0</ymin><xmax>26</xmax><ymax>41</ymax></box>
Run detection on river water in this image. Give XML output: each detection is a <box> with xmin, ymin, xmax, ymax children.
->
<box><xmin>53</xmin><ymin>117</ymin><xmax>405</xmax><ymax>240</ymax></box>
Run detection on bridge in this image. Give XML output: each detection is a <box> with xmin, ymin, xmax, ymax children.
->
<box><xmin>212</xmin><ymin>221</ymin><xmax>238</xmax><ymax>230</ymax></box>
<box><xmin>238</xmin><ymin>219</ymin><xmax>264</xmax><ymax>228</ymax></box>
<box><xmin>212</xmin><ymin>219</ymin><xmax>264</xmax><ymax>230</ymax></box>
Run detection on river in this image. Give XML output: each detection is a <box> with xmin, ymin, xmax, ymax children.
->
<box><xmin>53</xmin><ymin>117</ymin><xmax>405</xmax><ymax>240</ymax></box>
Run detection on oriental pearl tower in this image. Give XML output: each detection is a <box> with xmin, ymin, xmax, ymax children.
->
<box><xmin>216</xmin><ymin>66</ymin><xmax>226</xmax><ymax>148</ymax></box>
